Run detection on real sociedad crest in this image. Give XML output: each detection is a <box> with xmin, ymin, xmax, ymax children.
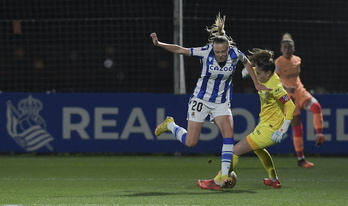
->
<box><xmin>6</xmin><ymin>95</ymin><xmax>54</xmax><ymax>151</ymax></box>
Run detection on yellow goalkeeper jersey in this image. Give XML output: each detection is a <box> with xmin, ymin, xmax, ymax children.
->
<box><xmin>255</xmin><ymin>68</ymin><xmax>290</xmax><ymax>128</ymax></box>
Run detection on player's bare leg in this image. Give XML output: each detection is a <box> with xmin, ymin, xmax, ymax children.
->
<box><xmin>155</xmin><ymin>117</ymin><xmax>203</xmax><ymax>147</ymax></box>
<box><xmin>185</xmin><ymin>120</ymin><xmax>203</xmax><ymax>147</ymax></box>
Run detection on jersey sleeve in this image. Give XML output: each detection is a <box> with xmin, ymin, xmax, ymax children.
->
<box><xmin>283</xmin><ymin>99</ymin><xmax>296</xmax><ymax>120</ymax></box>
<box><xmin>190</xmin><ymin>44</ymin><xmax>211</xmax><ymax>58</ymax></box>
<box><xmin>237</xmin><ymin>50</ymin><xmax>247</xmax><ymax>63</ymax></box>
<box><xmin>230</xmin><ymin>47</ymin><xmax>247</xmax><ymax>63</ymax></box>
<box><xmin>273</xmin><ymin>82</ymin><xmax>289</xmax><ymax>104</ymax></box>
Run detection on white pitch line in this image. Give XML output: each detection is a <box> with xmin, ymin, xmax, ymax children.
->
<box><xmin>2</xmin><ymin>204</ymin><xmax>206</xmax><ymax>206</ymax></box>
<box><xmin>0</xmin><ymin>177</ymin><xmax>155</xmax><ymax>181</ymax></box>
<box><xmin>1</xmin><ymin>177</ymin><xmax>347</xmax><ymax>182</ymax></box>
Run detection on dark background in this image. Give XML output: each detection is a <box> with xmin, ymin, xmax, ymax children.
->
<box><xmin>0</xmin><ymin>0</ymin><xmax>347</xmax><ymax>93</ymax></box>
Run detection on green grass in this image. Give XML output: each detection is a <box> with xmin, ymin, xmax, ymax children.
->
<box><xmin>0</xmin><ymin>155</ymin><xmax>347</xmax><ymax>206</ymax></box>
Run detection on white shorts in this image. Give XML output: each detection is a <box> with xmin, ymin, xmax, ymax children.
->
<box><xmin>187</xmin><ymin>97</ymin><xmax>232</xmax><ymax>123</ymax></box>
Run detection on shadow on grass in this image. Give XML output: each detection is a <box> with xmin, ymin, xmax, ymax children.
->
<box><xmin>121</xmin><ymin>189</ymin><xmax>256</xmax><ymax>197</ymax></box>
<box><xmin>51</xmin><ymin>189</ymin><xmax>256</xmax><ymax>200</ymax></box>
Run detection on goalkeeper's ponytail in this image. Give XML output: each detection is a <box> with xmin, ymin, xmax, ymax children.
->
<box><xmin>281</xmin><ymin>33</ymin><xmax>295</xmax><ymax>46</ymax></box>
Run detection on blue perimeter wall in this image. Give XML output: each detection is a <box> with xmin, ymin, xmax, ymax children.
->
<box><xmin>1</xmin><ymin>93</ymin><xmax>347</xmax><ymax>154</ymax></box>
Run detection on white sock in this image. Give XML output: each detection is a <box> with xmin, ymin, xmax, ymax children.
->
<box><xmin>167</xmin><ymin>122</ymin><xmax>175</xmax><ymax>131</ymax></box>
<box><xmin>221</xmin><ymin>138</ymin><xmax>234</xmax><ymax>176</ymax></box>
<box><xmin>168</xmin><ymin>122</ymin><xmax>187</xmax><ymax>145</ymax></box>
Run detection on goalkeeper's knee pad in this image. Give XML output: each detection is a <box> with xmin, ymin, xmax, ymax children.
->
<box><xmin>304</xmin><ymin>98</ymin><xmax>321</xmax><ymax>114</ymax></box>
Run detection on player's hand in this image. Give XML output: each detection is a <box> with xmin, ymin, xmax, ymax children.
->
<box><xmin>271</xmin><ymin>130</ymin><xmax>286</xmax><ymax>143</ymax></box>
<box><xmin>150</xmin><ymin>33</ymin><xmax>159</xmax><ymax>46</ymax></box>
<box><xmin>315</xmin><ymin>134</ymin><xmax>325</xmax><ymax>147</ymax></box>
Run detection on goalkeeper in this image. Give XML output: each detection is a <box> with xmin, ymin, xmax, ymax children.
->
<box><xmin>197</xmin><ymin>48</ymin><xmax>296</xmax><ymax>190</ymax></box>
<box><xmin>275</xmin><ymin>33</ymin><xmax>325</xmax><ymax>168</ymax></box>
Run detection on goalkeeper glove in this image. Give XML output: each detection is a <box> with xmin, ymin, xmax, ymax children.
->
<box><xmin>271</xmin><ymin>120</ymin><xmax>291</xmax><ymax>143</ymax></box>
<box><xmin>315</xmin><ymin>134</ymin><xmax>325</xmax><ymax>147</ymax></box>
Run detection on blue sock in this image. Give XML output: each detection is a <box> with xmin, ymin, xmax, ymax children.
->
<box><xmin>221</xmin><ymin>138</ymin><xmax>234</xmax><ymax>176</ymax></box>
<box><xmin>168</xmin><ymin>122</ymin><xmax>187</xmax><ymax>145</ymax></box>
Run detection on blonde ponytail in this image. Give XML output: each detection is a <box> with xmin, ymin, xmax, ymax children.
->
<box><xmin>206</xmin><ymin>13</ymin><xmax>226</xmax><ymax>36</ymax></box>
<box><xmin>206</xmin><ymin>13</ymin><xmax>235</xmax><ymax>46</ymax></box>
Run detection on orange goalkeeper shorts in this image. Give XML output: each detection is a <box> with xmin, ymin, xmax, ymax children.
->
<box><xmin>289</xmin><ymin>87</ymin><xmax>313</xmax><ymax>116</ymax></box>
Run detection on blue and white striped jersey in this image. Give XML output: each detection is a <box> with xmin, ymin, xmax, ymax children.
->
<box><xmin>190</xmin><ymin>44</ymin><xmax>246</xmax><ymax>103</ymax></box>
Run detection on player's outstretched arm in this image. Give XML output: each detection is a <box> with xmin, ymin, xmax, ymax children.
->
<box><xmin>150</xmin><ymin>33</ymin><xmax>190</xmax><ymax>56</ymax></box>
<box><xmin>243</xmin><ymin>60</ymin><xmax>272</xmax><ymax>91</ymax></box>
<box><xmin>271</xmin><ymin>96</ymin><xmax>296</xmax><ymax>143</ymax></box>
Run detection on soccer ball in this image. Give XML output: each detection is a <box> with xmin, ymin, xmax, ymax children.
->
<box><xmin>228</xmin><ymin>171</ymin><xmax>237</xmax><ymax>188</ymax></box>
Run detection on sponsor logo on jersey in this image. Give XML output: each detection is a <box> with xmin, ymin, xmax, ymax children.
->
<box><xmin>209</xmin><ymin>65</ymin><xmax>233</xmax><ymax>72</ymax></box>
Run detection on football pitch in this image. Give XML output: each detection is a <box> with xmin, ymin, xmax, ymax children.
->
<box><xmin>0</xmin><ymin>155</ymin><xmax>347</xmax><ymax>206</ymax></box>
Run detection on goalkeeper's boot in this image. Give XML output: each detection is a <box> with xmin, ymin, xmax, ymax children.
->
<box><xmin>154</xmin><ymin>116</ymin><xmax>174</xmax><ymax>136</ymax></box>
<box><xmin>196</xmin><ymin>179</ymin><xmax>221</xmax><ymax>190</ymax></box>
<box><xmin>263</xmin><ymin>178</ymin><xmax>281</xmax><ymax>189</ymax></box>
<box><xmin>315</xmin><ymin>133</ymin><xmax>325</xmax><ymax>147</ymax></box>
<box><xmin>298</xmin><ymin>159</ymin><xmax>314</xmax><ymax>168</ymax></box>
